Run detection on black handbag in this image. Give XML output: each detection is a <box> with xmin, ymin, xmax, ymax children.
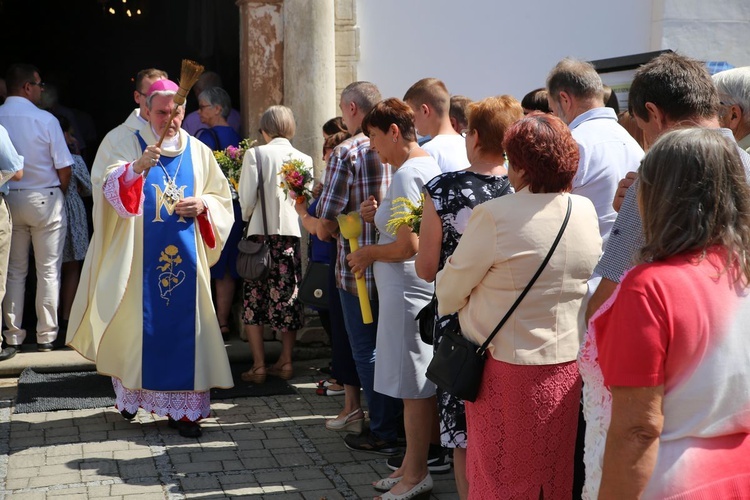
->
<box><xmin>298</xmin><ymin>261</ymin><xmax>330</xmax><ymax>309</ymax></box>
<box><xmin>426</xmin><ymin>197</ymin><xmax>572</xmax><ymax>402</ymax></box>
<box><xmin>236</xmin><ymin>148</ymin><xmax>274</xmax><ymax>281</ymax></box>
<box><xmin>416</xmin><ymin>295</ymin><xmax>437</xmax><ymax>345</ymax></box>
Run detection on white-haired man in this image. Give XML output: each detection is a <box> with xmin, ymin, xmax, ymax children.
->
<box><xmin>713</xmin><ymin>66</ymin><xmax>750</xmax><ymax>153</ymax></box>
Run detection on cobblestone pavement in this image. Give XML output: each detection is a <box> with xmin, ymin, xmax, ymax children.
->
<box><xmin>0</xmin><ymin>356</ymin><xmax>458</xmax><ymax>500</ymax></box>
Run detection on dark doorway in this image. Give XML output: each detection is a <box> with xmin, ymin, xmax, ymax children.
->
<box><xmin>0</xmin><ymin>0</ymin><xmax>241</xmax><ymax>155</ymax></box>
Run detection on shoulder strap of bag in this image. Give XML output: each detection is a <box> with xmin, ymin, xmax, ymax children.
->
<box><xmin>477</xmin><ymin>196</ymin><xmax>573</xmax><ymax>356</ymax></box>
<box><xmin>254</xmin><ymin>147</ymin><xmax>270</xmax><ymax>238</ymax></box>
<box><xmin>196</xmin><ymin>127</ymin><xmax>222</xmax><ymax>150</ymax></box>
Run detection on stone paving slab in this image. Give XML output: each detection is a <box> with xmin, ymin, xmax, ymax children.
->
<box><xmin>0</xmin><ymin>357</ymin><xmax>458</xmax><ymax>499</ymax></box>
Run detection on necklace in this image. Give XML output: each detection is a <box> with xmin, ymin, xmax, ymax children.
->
<box><xmin>157</xmin><ymin>154</ymin><xmax>184</xmax><ymax>204</ymax></box>
<box><xmin>403</xmin><ymin>144</ymin><xmax>418</xmax><ymax>165</ymax></box>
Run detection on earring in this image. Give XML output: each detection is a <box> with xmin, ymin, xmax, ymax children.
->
<box><xmin>392</xmin><ymin>137</ymin><xmax>398</xmax><ymax>143</ymax></box>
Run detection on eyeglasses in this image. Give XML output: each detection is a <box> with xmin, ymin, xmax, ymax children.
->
<box><xmin>28</xmin><ymin>81</ymin><xmax>45</xmax><ymax>88</ymax></box>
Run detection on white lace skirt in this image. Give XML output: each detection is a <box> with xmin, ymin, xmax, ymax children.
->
<box><xmin>112</xmin><ymin>377</ymin><xmax>211</xmax><ymax>422</ymax></box>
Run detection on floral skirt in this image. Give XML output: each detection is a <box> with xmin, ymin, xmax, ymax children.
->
<box><xmin>112</xmin><ymin>377</ymin><xmax>210</xmax><ymax>422</ymax></box>
<box><xmin>466</xmin><ymin>357</ymin><xmax>581</xmax><ymax>499</ymax></box>
<box><xmin>242</xmin><ymin>235</ymin><xmax>304</xmax><ymax>332</ymax></box>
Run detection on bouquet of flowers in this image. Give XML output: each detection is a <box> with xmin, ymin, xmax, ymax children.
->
<box><xmin>386</xmin><ymin>193</ymin><xmax>425</xmax><ymax>235</ymax></box>
<box><xmin>214</xmin><ymin>138</ymin><xmax>256</xmax><ymax>193</ymax></box>
<box><xmin>278</xmin><ymin>156</ymin><xmax>314</xmax><ymax>204</ymax></box>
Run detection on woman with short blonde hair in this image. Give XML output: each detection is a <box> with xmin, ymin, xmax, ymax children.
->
<box><xmin>238</xmin><ymin>105</ymin><xmax>313</xmax><ymax>384</ymax></box>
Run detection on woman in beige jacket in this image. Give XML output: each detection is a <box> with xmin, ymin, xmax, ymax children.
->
<box><xmin>238</xmin><ymin>105</ymin><xmax>313</xmax><ymax>384</ymax></box>
<box><xmin>436</xmin><ymin>114</ymin><xmax>601</xmax><ymax>499</ymax></box>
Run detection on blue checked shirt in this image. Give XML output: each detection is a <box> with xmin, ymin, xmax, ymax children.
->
<box><xmin>595</xmin><ymin>128</ymin><xmax>750</xmax><ymax>282</ymax></box>
<box><xmin>317</xmin><ymin>133</ymin><xmax>392</xmax><ymax>297</ymax></box>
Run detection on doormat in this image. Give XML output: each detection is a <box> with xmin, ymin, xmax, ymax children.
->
<box><xmin>14</xmin><ymin>365</ymin><xmax>296</xmax><ymax>414</ymax></box>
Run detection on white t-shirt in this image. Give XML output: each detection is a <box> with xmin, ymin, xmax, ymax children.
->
<box><xmin>421</xmin><ymin>134</ymin><xmax>470</xmax><ymax>174</ymax></box>
<box><xmin>0</xmin><ymin>96</ymin><xmax>73</xmax><ymax>189</ymax></box>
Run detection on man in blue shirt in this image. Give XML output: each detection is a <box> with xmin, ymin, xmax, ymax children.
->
<box><xmin>0</xmin><ymin>124</ymin><xmax>24</xmax><ymax>360</ymax></box>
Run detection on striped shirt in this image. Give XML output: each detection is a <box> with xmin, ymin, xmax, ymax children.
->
<box><xmin>317</xmin><ymin>132</ymin><xmax>392</xmax><ymax>297</ymax></box>
<box><xmin>595</xmin><ymin>128</ymin><xmax>750</xmax><ymax>282</ymax></box>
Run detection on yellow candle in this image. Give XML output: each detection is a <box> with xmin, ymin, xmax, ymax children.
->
<box><xmin>336</xmin><ymin>212</ymin><xmax>373</xmax><ymax>324</ymax></box>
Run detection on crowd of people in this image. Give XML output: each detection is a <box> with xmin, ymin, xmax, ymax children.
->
<box><xmin>1</xmin><ymin>52</ymin><xmax>750</xmax><ymax>498</ymax></box>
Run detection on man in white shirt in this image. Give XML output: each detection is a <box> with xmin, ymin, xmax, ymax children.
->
<box><xmin>547</xmin><ymin>58</ymin><xmax>644</xmax><ymax>250</ymax></box>
<box><xmin>404</xmin><ymin>78</ymin><xmax>470</xmax><ymax>173</ymax></box>
<box><xmin>0</xmin><ymin>64</ymin><xmax>73</xmax><ymax>351</ymax></box>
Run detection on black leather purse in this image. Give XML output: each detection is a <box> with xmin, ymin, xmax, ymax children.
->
<box><xmin>298</xmin><ymin>261</ymin><xmax>330</xmax><ymax>309</ymax></box>
<box><xmin>426</xmin><ymin>197</ymin><xmax>572</xmax><ymax>402</ymax></box>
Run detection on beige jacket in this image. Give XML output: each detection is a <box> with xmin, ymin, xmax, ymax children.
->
<box><xmin>436</xmin><ymin>189</ymin><xmax>602</xmax><ymax>365</ymax></box>
<box><xmin>238</xmin><ymin>137</ymin><xmax>313</xmax><ymax>237</ymax></box>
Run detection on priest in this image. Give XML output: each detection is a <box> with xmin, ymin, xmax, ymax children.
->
<box><xmin>67</xmin><ymin>79</ymin><xmax>234</xmax><ymax>437</ymax></box>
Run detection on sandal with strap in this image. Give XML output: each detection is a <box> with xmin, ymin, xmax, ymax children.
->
<box><xmin>241</xmin><ymin>366</ymin><xmax>266</xmax><ymax>384</ymax></box>
<box><xmin>267</xmin><ymin>361</ymin><xmax>294</xmax><ymax>380</ymax></box>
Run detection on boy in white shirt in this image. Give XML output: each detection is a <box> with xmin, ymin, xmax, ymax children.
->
<box><xmin>404</xmin><ymin>78</ymin><xmax>470</xmax><ymax>173</ymax></box>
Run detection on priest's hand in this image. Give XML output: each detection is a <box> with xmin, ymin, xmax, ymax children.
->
<box><xmin>175</xmin><ymin>197</ymin><xmax>207</xmax><ymax>218</ymax></box>
<box><xmin>133</xmin><ymin>145</ymin><xmax>162</xmax><ymax>175</ymax></box>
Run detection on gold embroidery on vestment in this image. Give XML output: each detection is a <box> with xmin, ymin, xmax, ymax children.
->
<box><xmin>152</xmin><ymin>184</ymin><xmax>187</xmax><ymax>222</ymax></box>
<box><xmin>157</xmin><ymin>244</ymin><xmax>185</xmax><ymax>305</ymax></box>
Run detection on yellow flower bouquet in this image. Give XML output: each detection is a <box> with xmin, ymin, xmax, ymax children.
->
<box><xmin>386</xmin><ymin>193</ymin><xmax>425</xmax><ymax>235</ymax></box>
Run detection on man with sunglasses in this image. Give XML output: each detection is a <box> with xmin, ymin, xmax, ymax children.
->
<box><xmin>0</xmin><ymin>63</ymin><xmax>73</xmax><ymax>353</ymax></box>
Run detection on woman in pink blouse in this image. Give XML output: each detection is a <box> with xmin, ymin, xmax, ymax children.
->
<box><xmin>585</xmin><ymin>128</ymin><xmax>750</xmax><ymax>498</ymax></box>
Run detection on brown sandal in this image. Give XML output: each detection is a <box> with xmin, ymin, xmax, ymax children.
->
<box><xmin>241</xmin><ymin>366</ymin><xmax>267</xmax><ymax>384</ymax></box>
<box><xmin>267</xmin><ymin>362</ymin><xmax>294</xmax><ymax>380</ymax></box>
